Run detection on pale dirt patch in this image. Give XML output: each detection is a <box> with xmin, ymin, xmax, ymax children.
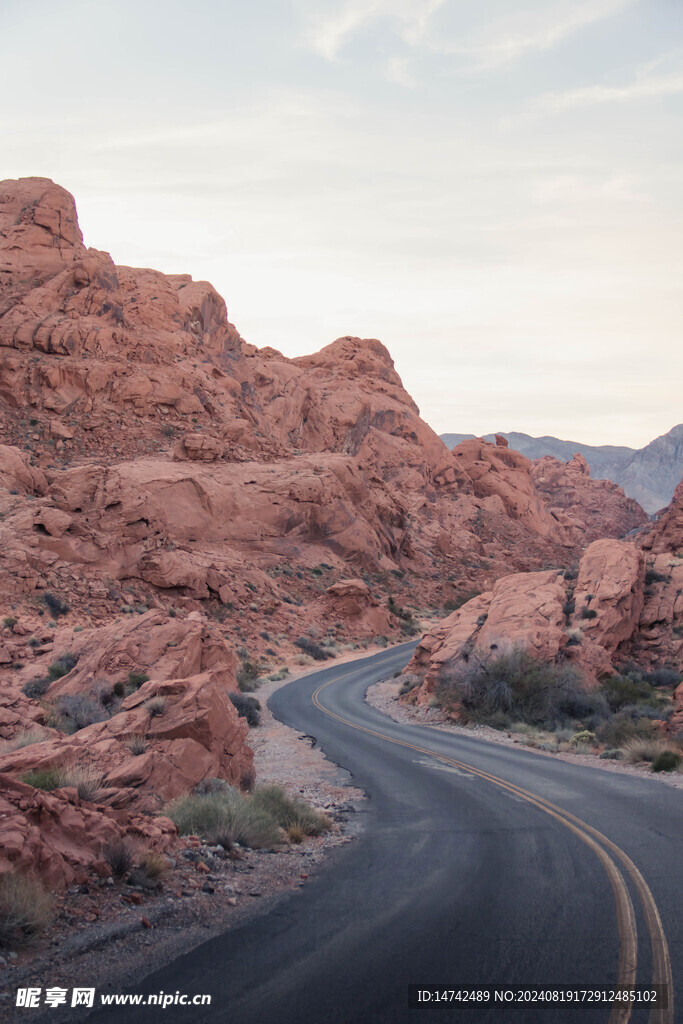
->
<box><xmin>367</xmin><ymin>678</ymin><xmax>683</xmax><ymax>791</ymax></box>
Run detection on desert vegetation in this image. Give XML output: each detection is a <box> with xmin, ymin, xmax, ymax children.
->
<box><xmin>424</xmin><ymin>649</ymin><xmax>683</xmax><ymax>770</ymax></box>
<box><xmin>166</xmin><ymin>780</ymin><xmax>330</xmax><ymax>850</ymax></box>
<box><xmin>0</xmin><ymin>872</ymin><xmax>54</xmax><ymax>947</ymax></box>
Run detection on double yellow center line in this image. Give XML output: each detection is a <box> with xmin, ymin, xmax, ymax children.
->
<box><xmin>311</xmin><ymin>675</ymin><xmax>673</xmax><ymax>1024</ymax></box>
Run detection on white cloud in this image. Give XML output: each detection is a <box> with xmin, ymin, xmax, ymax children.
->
<box><xmin>302</xmin><ymin>0</ymin><xmax>445</xmax><ymax>61</ymax></box>
<box><xmin>436</xmin><ymin>0</ymin><xmax>636</xmax><ymax>70</ymax></box>
<box><xmin>533</xmin><ymin>66</ymin><xmax>683</xmax><ymax>113</ymax></box>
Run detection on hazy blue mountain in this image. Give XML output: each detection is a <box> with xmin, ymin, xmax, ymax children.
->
<box><xmin>440</xmin><ymin>425</ymin><xmax>683</xmax><ymax>514</ymax></box>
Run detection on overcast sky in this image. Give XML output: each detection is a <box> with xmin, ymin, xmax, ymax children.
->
<box><xmin>2</xmin><ymin>0</ymin><xmax>682</xmax><ymax>447</ymax></box>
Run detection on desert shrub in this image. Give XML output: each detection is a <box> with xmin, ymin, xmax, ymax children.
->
<box><xmin>43</xmin><ymin>592</ymin><xmax>70</xmax><ymax>618</ymax></box>
<box><xmin>251</xmin><ymin>785</ymin><xmax>331</xmax><ymax>836</ymax></box>
<box><xmin>562</xmin><ymin>600</ymin><xmax>576</xmax><ymax>618</ymax></box>
<box><xmin>2</xmin><ymin>616</ymin><xmax>17</xmax><ymax>629</ymax></box>
<box><xmin>0</xmin><ymin>873</ymin><xmax>53</xmax><ymax>947</ymax></box>
<box><xmin>373</xmin><ymin>636</ymin><xmax>388</xmax><ymax>648</ymax></box>
<box><xmin>138</xmin><ymin>851</ymin><xmax>168</xmax><ymax>879</ymax></box>
<box><xmin>651</xmin><ymin>750</ymin><xmax>681</xmax><ymax>772</ymax></box>
<box><xmin>596</xmin><ymin>712</ymin><xmax>660</xmax><ymax>748</ymax></box>
<box><xmin>645</xmin><ymin>568</ymin><xmax>668</xmax><ymax>585</ymax></box>
<box><xmin>113</xmin><ymin>680</ymin><xmax>126</xmax><ymax>698</ymax></box>
<box><xmin>294</xmin><ymin>636</ymin><xmax>332</xmax><ymax>661</ymax></box>
<box><xmin>0</xmin><ymin>727</ymin><xmax>49</xmax><ymax>755</ymax></box>
<box><xmin>103</xmin><ymin>839</ymin><xmax>134</xmax><ymax>877</ymax></box>
<box><xmin>622</xmin><ymin>737</ymin><xmax>678</xmax><ymax>764</ymax></box>
<box><xmin>236</xmin><ymin>655</ymin><xmax>260</xmax><ymax>692</ymax></box>
<box><xmin>444</xmin><ymin>590</ymin><xmax>480</xmax><ymax>613</ymax></box>
<box><xmin>143</xmin><ymin>696</ymin><xmax>166</xmax><ymax>717</ymax></box>
<box><xmin>398</xmin><ymin>673</ymin><xmax>421</xmax><ymax>696</ymax></box>
<box><xmin>599</xmin><ymin>748</ymin><xmax>623</xmax><ymax>760</ymax></box>
<box><xmin>47</xmin><ymin>653</ymin><xmax>78</xmax><ymax>680</ymax></box>
<box><xmin>193</xmin><ymin>777</ymin><xmax>231</xmax><ymax>796</ymax></box>
<box><xmin>486</xmin><ymin>709</ymin><xmax>513</xmax><ymax>730</ymax></box>
<box><xmin>601</xmin><ymin>673</ymin><xmax>659</xmax><ymax>711</ymax></box>
<box><xmin>22</xmin><ymin>676</ymin><xmax>51</xmax><ymax>700</ymax></box>
<box><xmin>21</xmin><ymin>764</ymin><xmax>101</xmax><ymax>800</ymax></box>
<box><xmin>646</xmin><ymin>668</ymin><xmax>681</xmax><ymax>688</ymax></box>
<box><xmin>229</xmin><ymin>693</ymin><xmax>261</xmax><ymax>727</ymax></box>
<box><xmin>287</xmin><ymin>824</ymin><xmax>305</xmax><ymax>844</ymax></box>
<box><xmin>127</xmin><ymin>670</ymin><xmax>149</xmax><ymax>690</ymax></box>
<box><xmin>62</xmin><ymin>765</ymin><xmax>103</xmax><ymax>801</ymax></box>
<box><xmin>563</xmin><ymin>567</ymin><xmax>578</xmax><ymax>581</ymax></box>
<box><xmin>165</xmin><ymin>789</ymin><xmax>281</xmax><ymax>850</ymax></box>
<box><xmin>435</xmin><ymin>649</ymin><xmax>598</xmax><ymax>728</ymax></box>
<box><xmin>569</xmin><ymin>730</ymin><xmax>596</xmax><ymax>747</ymax></box>
<box><xmin>58</xmin><ymin>695</ymin><xmax>106</xmax><ymax>730</ymax></box>
<box><xmin>126</xmin><ymin>734</ymin><xmax>148</xmax><ymax>755</ymax></box>
<box><xmin>21</xmin><ymin>768</ymin><xmax>62</xmax><ymax>791</ymax></box>
<box><xmin>580</xmin><ymin>607</ymin><xmax>597</xmax><ymax>620</ymax></box>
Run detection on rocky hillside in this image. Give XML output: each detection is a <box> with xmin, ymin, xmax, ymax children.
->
<box><xmin>441</xmin><ymin>426</ymin><xmax>683</xmax><ymax>513</ymax></box>
<box><xmin>402</xmin><ymin>481</ymin><xmax>683</xmax><ymax>732</ymax></box>
<box><xmin>0</xmin><ymin>177</ymin><xmax>649</xmax><ymax>887</ymax></box>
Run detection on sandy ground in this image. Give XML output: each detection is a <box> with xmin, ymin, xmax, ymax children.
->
<box><xmin>366</xmin><ymin>678</ymin><xmax>683</xmax><ymax>791</ymax></box>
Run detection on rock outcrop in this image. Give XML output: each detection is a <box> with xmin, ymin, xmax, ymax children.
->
<box><xmin>405</xmin><ymin>485</ymin><xmax>683</xmax><ymax>713</ymax></box>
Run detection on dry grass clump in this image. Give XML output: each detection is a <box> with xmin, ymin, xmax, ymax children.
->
<box><xmin>251</xmin><ymin>785</ymin><xmax>331</xmax><ymax>837</ymax></box>
<box><xmin>0</xmin><ymin>727</ymin><xmax>49</xmax><ymax>755</ymax></box>
<box><xmin>143</xmin><ymin>696</ymin><xmax>166</xmax><ymax>717</ymax></box>
<box><xmin>166</xmin><ymin>786</ymin><xmax>281</xmax><ymax>850</ymax></box>
<box><xmin>21</xmin><ymin>764</ymin><xmax>103</xmax><ymax>801</ymax></box>
<box><xmin>126</xmin><ymin>734</ymin><xmax>149</xmax><ymax>755</ymax></box>
<box><xmin>103</xmin><ymin>838</ymin><xmax>134</xmax><ymax>877</ymax></box>
<box><xmin>622</xmin><ymin>737</ymin><xmax>681</xmax><ymax>764</ymax></box>
<box><xmin>137</xmin><ymin>851</ymin><xmax>168</xmax><ymax>880</ymax></box>
<box><xmin>0</xmin><ymin>873</ymin><xmax>54</xmax><ymax>947</ymax></box>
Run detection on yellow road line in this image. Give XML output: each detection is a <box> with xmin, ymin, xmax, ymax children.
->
<box><xmin>311</xmin><ymin>674</ymin><xmax>674</xmax><ymax>1024</ymax></box>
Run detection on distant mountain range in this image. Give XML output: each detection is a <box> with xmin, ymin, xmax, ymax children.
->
<box><xmin>440</xmin><ymin>425</ymin><xmax>683</xmax><ymax>514</ymax></box>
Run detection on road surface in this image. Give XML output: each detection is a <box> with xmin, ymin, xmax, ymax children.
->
<box><xmin>89</xmin><ymin>643</ymin><xmax>682</xmax><ymax>1023</ymax></box>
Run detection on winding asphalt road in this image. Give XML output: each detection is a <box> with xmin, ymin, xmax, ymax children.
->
<box><xmin>90</xmin><ymin>643</ymin><xmax>682</xmax><ymax>1024</ymax></box>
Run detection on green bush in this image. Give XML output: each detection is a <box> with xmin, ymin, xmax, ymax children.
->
<box><xmin>2</xmin><ymin>616</ymin><xmax>17</xmax><ymax>629</ymax></box>
<box><xmin>21</xmin><ymin>768</ymin><xmax>62</xmax><ymax>791</ymax></box>
<box><xmin>21</xmin><ymin>765</ymin><xmax>102</xmax><ymax>800</ymax></box>
<box><xmin>47</xmin><ymin>653</ymin><xmax>78</xmax><ymax>680</ymax></box>
<box><xmin>651</xmin><ymin>750</ymin><xmax>681</xmax><ymax>772</ymax></box>
<box><xmin>165</xmin><ymin>789</ymin><xmax>282</xmax><ymax>849</ymax></box>
<box><xmin>580</xmin><ymin>607</ymin><xmax>597</xmax><ymax>620</ymax></box>
<box><xmin>251</xmin><ymin>785</ymin><xmax>331</xmax><ymax>837</ymax></box>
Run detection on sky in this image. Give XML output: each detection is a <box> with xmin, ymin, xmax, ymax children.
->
<box><xmin>2</xmin><ymin>0</ymin><xmax>682</xmax><ymax>447</ymax></box>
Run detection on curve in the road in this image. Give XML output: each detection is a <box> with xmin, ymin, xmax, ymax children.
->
<box><xmin>311</xmin><ymin>673</ymin><xmax>673</xmax><ymax>1024</ymax></box>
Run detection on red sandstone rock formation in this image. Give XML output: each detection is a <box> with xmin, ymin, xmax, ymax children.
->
<box><xmin>0</xmin><ymin>177</ymin><xmax>654</xmax><ymax>885</ymax></box>
<box><xmin>405</xmin><ymin>486</ymin><xmax>683</xmax><ymax>717</ymax></box>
